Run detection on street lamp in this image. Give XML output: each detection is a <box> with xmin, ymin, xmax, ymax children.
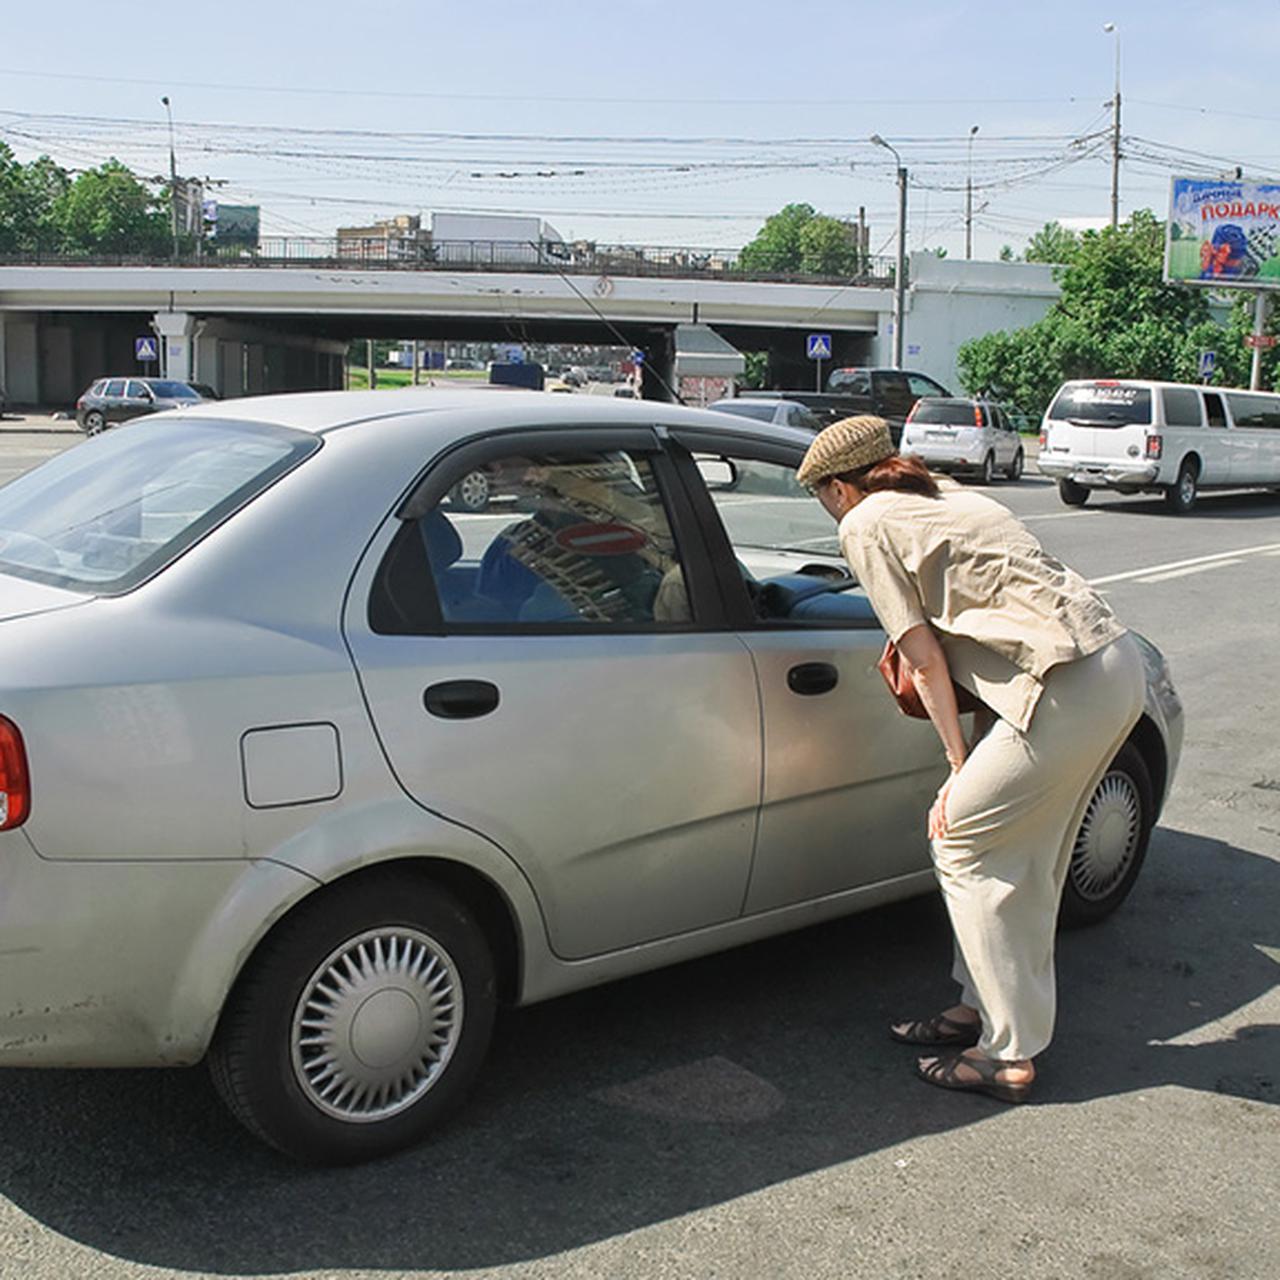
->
<box><xmin>1103</xmin><ymin>22</ymin><xmax>1121</xmax><ymax>230</ymax></box>
<box><xmin>871</xmin><ymin>133</ymin><xmax>908</xmax><ymax>370</ymax></box>
<box><xmin>966</xmin><ymin>125</ymin><xmax>979</xmax><ymax>260</ymax></box>
<box><xmin>160</xmin><ymin>95</ymin><xmax>179</xmax><ymax>258</ymax></box>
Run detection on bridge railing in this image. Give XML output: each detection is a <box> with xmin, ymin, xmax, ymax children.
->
<box><xmin>0</xmin><ymin>238</ymin><xmax>898</xmax><ymax>287</ymax></box>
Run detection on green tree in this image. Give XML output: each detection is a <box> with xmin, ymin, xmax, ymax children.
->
<box><xmin>957</xmin><ymin>209</ymin><xmax>1221</xmax><ymax>416</ymax></box>
<box><xmin>0</xmin><ymin>143</ymin><xmax>69</xmax><ymax>253</ymax></box>
<box><xmin>52</xmin><ymin>159</ymin><xmax>169</xmax><ymax>256</ymax></box>
<box><xmin>1023</xmin><ymin>220</ymin><xmax>1080</xmax><ymax>265</ymax></box>
<box><xmin>798</xmin><ymin>215</ymin><xmax>861</xmax><ymax>275</ymax></box>
<box><xmin>739</xmin><ymin>203</ymin><xmax>817</xmax><ymax>274</ymax></box>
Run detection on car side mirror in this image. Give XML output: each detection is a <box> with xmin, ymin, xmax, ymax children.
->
<box><xmin>695</xmin><ymin>457</ymin><xmax>739</xmax><ymax>490</ymax></box>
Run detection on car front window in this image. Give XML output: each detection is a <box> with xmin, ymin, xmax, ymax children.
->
<box><xmin>0</xmin><ymin>419</ymin><xmax>318</xmax><ymax>594</ymax></box>
<box><xmin>147</xmin><ymin>381</ymin><xmax>201</xmax><ymax>399</ymax></box>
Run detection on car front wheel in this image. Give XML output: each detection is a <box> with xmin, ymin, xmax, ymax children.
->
<box><xmin>209</xmin><ymin>871</ymin><xmax>497</xmax><ymax>1164</ymax></box>
<box><xmin>1059</xmin><ymin>742</ymin><xmax>1154</xmax><ymax>929</ymax></box>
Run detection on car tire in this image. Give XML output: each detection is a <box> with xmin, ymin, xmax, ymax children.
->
<box><xmin>1163</xmin><ymin>459</ymin><xmax>1199</xmax><ymax>514</ymax></box>
<box><xmin>83</xmin><ymin>409</ymin><xmax>106</xmax><ymax>435</ymax></box>
<box><xmin>209</xmin><ymin>871</ymin><xmax>497</xmax><ymax>1164</ymax></box>
<box><xmin>1057</xmin><ymin>478</ymin><xmax>1090</xmax><ymax>507</ymax></box>
<box><xmin>1059</xmin><ymin>742</ymin><xmax>1154</xmax><ymax>929</ymax></box>
<box><xmin>1005</xmin><ymin>449</ymin><xmax>1024</xmax><ymax>481</ymax></box>
<box><xmin>979</xmin><ymin>452</ymin><xmax>995</xmax><ymax>485</ymax></box>
<box><xmin>450</xmin><ymin>470</ymin><xmax>491</xmax><ymax>512</ymax></box>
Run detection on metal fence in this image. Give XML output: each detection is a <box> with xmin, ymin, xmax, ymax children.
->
<box><xmin>0</xmin><ymin>238</ymin><xmax>899</xmax><ymax>287</ymax></box>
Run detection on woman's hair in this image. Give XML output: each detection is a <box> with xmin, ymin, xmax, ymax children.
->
<box><xmin>831</xmin><ymin>452</ymin><xmax>940</xmax><ymax>498</ymax></box>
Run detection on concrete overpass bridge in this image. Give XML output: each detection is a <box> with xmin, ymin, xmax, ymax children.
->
<box><xmin>0</xmin><ymin>242</ymin><xmax>1056</xmax><ymax>408</ymax></box>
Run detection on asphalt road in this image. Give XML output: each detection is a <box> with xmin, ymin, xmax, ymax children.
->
<box><xmin>0</xmin><ymin>433</ymin><xmax>1276</xmax><ymax>1280</ymax></box>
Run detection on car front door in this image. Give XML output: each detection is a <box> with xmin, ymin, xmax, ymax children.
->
<box><xmin>670</xmin><ymin>430</ymin><xmax>946</xmax><ymax>914</ymax></box>
<box><xmin>343</xmin><ymin>427</ymin><xmax>762</xmax><ymax>960</ymax></box>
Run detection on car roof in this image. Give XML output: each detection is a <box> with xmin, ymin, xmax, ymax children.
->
<box><xmin>162</xmin><ymin>385</ymin><xmax>819</xmax><ymax>447</ymax></box>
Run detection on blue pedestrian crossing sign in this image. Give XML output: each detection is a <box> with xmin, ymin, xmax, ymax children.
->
<box><xmin>1198</xmin><ymin>349</ymin><xmax>1216</xmax><ymax>379</ymax></box>
<box><xmin>134</xmin><ymin>336</ymin><xmax>159</xmax><ymax>363</ymax></box>
<box><xmin>806</xmin><ymin>333</ymin><xmax>832</xmax><ymax>360</ymax></box>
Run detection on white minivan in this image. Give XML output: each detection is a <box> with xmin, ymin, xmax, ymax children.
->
<box><xmin>1037</xmin><ymin>379</ymin><xmax>1280</xmax><ymax>512</ymax></box>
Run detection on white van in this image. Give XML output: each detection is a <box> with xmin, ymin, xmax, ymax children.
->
<box><xmin>1037</xmin><ymin>379</ymin><xmax>1280</xmax><ymax>513</ymax></box>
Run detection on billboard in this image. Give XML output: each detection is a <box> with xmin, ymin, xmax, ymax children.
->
<box><xmin>1165</xmin><ymin>177</ymin><xmax>1280</xmax><ymax>288</ymax></box>
<box><xmin>210</xmin><ymin>204</ymin><xmax>261</xmax><ymax>249</ymax></box>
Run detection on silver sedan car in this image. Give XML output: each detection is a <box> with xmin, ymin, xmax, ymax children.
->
<box><xmin>0</xmin><ymin>390</ymin><xmax>1183</xmax><ymax>1163</ymax></box>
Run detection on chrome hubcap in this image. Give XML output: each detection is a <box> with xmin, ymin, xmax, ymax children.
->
<box><xmin>457</xmin><ymin>471</ymin><xmax>489</xmax><ymax>507</ymax></box>
<box><xmin>1180</xmin><ymin>473</ymin><xmax>1195</xmax><ymax>502</ymax></box>
<box><xmin>291</xmin><ymin>927</ymin><xmax>462</xmax><ymax>1123</ymax></box>
<box><xmin>1069</xmin><ymin>771</ymin><xmax>1141</xmax><ymax>901</ymax></box>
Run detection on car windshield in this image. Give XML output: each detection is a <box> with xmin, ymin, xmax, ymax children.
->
<box><xmin>0</xmin><ymin>418</ymin><xmax>318</xmax><ymax>594</ymax></box>
<box><xmin>710</xmin><ymin>401</ymin><xmax>778</xmax><ymax>423</ymax></box>
<box><xmin>147</xmin><ymin>381</ymin><xmax>202</xmax><ymax>399</ymax></box>
<box><xmin>1049</xmin><ymin>383</ymin><xmax>1152</xmax><ymax>426</ymax></box>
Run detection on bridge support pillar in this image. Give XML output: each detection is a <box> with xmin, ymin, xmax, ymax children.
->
<box><xmin>153</xmin><ymin>311</ymin><xmax>197</xmax><ymax>382</ymax></box>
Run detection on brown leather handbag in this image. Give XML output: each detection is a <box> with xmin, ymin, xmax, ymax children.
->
<box><xmin>877</xmin><ymin>639</ymin><xmax>982</xmax><ymax>720</ymax></box>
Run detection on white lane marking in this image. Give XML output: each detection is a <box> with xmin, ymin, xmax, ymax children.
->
<box><xmin>1137</xmin><ymin>559</ymin><xmax>1243</xmax><ymax>583</ymax></box>
<box><xmin>1088</xmin><ymin>542</ymin><xmax>1280</xmax><ymax>586</ymax></box>
<box><xmin>1020</xmin><ymin>510</ymin><xmax>1095</xmax><ymax>523</ymax></box>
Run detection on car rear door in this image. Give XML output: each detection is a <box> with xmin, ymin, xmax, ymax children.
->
<box><xmin>342</xmin><ymin>426</ymin><xmax>762</xmax><ymax>961</ymax></box>
<box><xmin>669</xmin><ymin>429</ymin><xmax>944</xmax><ymax>914</ymax></box>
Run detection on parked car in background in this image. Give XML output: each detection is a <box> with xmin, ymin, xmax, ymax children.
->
<box><xmin>188</xmin><ymin>382</ymin><xmax>221</xmax><ymax>401</ymax></box>
<box><xmin>708</xmin><ymin>397</ymin><xmax>826</xmax><ymax>432</ymax></box>
<box><xmin>740</xmin><ymin>368</ymin><xmax>952</xmax><ymax>443</ymax></box>
<box><xmin>900</xmin><ymin>397</ymin><xmax>1025</xmax><ymax>483</ymax></box>
<box><xmin>0</xmin><ymin>389</ymin><xmax>1184</xmax><ymax>1164</ymax></box>
<box><xmin>75</xmin><ymin>377</ymin><xmax>207</xmax><ymax>433</ymax></box>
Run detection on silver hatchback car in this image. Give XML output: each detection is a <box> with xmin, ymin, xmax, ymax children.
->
<box><xmin>899</xmin><ymin>396</ymin><xmax>1026</xmax><ymax>483</ymax></box>
<box><xmin>0</xmin><ymin>390</ymin><xmax>1182</xmax><ymax>1162</ymax></box>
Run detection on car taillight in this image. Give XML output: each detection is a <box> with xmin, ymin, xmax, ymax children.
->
<box><xmin>1039</xmin><ymin>429</ymin><xmax>1047</xmax><ymax>448</ymax></box>
<box><xmin>974</xmin><ymin>404</ymin><xmax>984</xmax><ymax>428</ymax></box>
<box><xmin>1145</xmin><ymin>434</ymin><xmax>1163</xmax><ymax>459</ymax></box>
<box><xmin>0</xmin><ymin>715</ymin><xmax>30</xmax><ymax>830</ymax></box>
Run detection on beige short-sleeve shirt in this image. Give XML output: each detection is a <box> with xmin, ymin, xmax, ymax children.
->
<box><xmin>838</xmin><ymin>486</ymin><xmax>1127</xmax><ymax>731</ymax></box>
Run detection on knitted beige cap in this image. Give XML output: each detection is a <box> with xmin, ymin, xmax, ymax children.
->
<box><xmin>796</xmin><ymin>415</ymin><xmax>896</xmax><ymax>487</ymax></box>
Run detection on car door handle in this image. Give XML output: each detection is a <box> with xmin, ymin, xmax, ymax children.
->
<box><xmin>787</xmin><ymin>662</ymin><xmax>839</xmax><ymax>696</ymax></box>
<box><xmin>424</xmin><ymin>679</ymin><xmax>500</xmax><ymax>719</ymax></box>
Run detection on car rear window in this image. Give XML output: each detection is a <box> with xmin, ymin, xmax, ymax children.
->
<box><xmin>146</xmin><ymin>380</ymin><xmax>202</xmax><ymax>399</ymax></box>
<box><xmin>827</xmin><ymin>369</ymin><xmax>870</xmax><ymax>394</ymax></box>
<box><xmin>712</xmin><ymin>401</ymin><xmax>780</xmax><ymax>423</ymax></box>
<box><xmin>911</xmin><ymin>399</ymin><xmax>983</xmax><ymax>426</ymax></box>
<box><xmin>0</xmin><ymin>418</ymin><xmax>318</xmax><ymax>594</ymax></box>
<box><xmin>1048</xmin><ymin>383</ymin><xmax>1152</xmax><ymax>426</ymax></box>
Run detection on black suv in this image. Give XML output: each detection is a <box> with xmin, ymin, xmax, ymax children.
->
<box><xmin>75</xmin><ymin>377</ymin><xmax>207</xmax><ymax>433</ymax></box>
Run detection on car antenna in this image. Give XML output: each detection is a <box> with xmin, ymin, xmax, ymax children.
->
<box><xmin>534</xmin><ymin>244</ymin><xmax>685</xmax><ymax>405</ymax></box>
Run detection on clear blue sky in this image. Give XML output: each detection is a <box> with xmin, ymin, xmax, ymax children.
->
<box><xmin>3</xmin><ymin>0</ymin><xmax>1277</xmax><ymax>258</ymax></box>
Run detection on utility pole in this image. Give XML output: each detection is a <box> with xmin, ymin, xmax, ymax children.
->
<box><xmin>1103</xmin><ymin>23</ymin><xmax>1121</xmax><ymax>230</ymax></box>
<box><xmin>965</xmin><ymin>125</ymin><xmax>979</xmax><ymax>260</ymax></box>
<box><xmin>161</xmin><ymin>96</ymin><xmax>179</xmax><ymax>259</ymax></box>
<box><xmin>872</xmin><ymin>134</ymin><xmax>908</xmax><ymax>369</ymax></box>
<box><xmin>1250</xmin><ymin>292</ymin><xmax>1270</xmax><ymax>391</ymax></box>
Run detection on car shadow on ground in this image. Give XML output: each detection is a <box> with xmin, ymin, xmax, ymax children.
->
<box><xmin>0</xmin><ymin>827</ymin><xmax>1274</xmax><ymax>1275</ymax></box>
<box><xmin>1083</xmin><ymin>490</ymin><xmax>1280</xmax><ymax>520</ymax></box>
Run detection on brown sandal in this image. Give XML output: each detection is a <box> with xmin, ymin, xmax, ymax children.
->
<box><xmin>915</xmin><ymin>1051</ymin><xmax>1032</xmax><ymax>1104</ymax></box>
<box><xmin>889</xmin><ymin>1012</ymin><xmax>980</xmax><ymax>1047</ymax></box>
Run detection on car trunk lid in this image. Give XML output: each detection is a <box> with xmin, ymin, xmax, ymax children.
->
<box><xmin>1044</xmin><ymin>382</ymin><xmax>1153</xmax><ymax>464</ymax></box>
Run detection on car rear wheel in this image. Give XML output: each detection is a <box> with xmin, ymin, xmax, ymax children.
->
<box><xmin>450</xmin><ymin>470</ymin><xmax>491</xmax><ymax>512</ymax></box>
<box><xmin>979</xmin><ymin>452</ymin><xmax>995</xmax><ymax>484</ymax></box>
<box><xmin>83</xmin><ymin>409</ymin><xmax>106</xmax><ymax>435</ymax></box>
<box><xmin>1005</xmin><ymin>449</ymin><xmax>1024</xmax><ymax>481</ymax></box>
<box><xmin>209</xmin><ymin>871</ymin><xmax>496</xmax><ymax>1164</ymax></box>
<box><xmin>1060</xmin><ymin>742</ymin><xmax>1154</xmax><ymax>929</ymax></box>
<box><xmin>1164</xmin><ymin>459</ymin><xmax>1199</xmax><ymax>514</ymax></box>
<box><xmin>1057</xmin><ymin>478</ymin><xmax>1090</xmax><ymax>506</ymax></box>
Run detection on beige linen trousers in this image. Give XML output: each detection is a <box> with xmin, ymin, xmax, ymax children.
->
<box><xmin>934</xmin><ymin>632</ymin><xmax>1146</xmax><ymax>1062</ymax></box>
